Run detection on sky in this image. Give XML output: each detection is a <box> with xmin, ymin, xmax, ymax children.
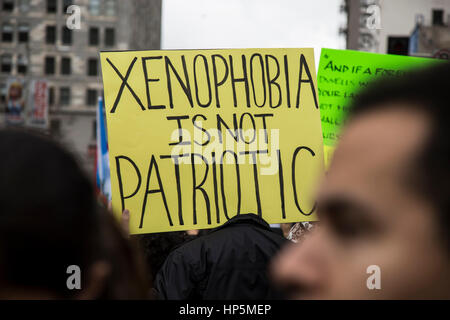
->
<box><xmin>161</xmin><ymin>0</ymin><xmax>346</xmax><ymax>70</ymax></box>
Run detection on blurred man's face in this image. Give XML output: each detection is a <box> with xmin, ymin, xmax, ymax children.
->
<box><xmin>273</xmin><ymin>106</ymin><xmax>450</xmax><ymax>299</ymax></box>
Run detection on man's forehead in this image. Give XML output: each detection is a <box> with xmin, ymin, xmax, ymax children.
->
<box><xmin>328</xmin><ymin>107</ymin><xmax>430</xmax><ymax>187</ymax></box>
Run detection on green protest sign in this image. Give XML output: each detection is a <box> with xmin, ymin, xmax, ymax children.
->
<box><xmin>317</xmin><ymin>49</ymin><xmax>439</xmax><ymax>149</ymax></box>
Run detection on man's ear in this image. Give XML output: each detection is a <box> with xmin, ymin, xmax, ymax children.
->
<box><xmin>76</xmin><ymin>261</ymin><xmax>111</xmax><ymax>300</ymax></box>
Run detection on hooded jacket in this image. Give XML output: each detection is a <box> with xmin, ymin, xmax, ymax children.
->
<box><xmin>154</xmin><ymin>214</ymin><xmax>287</xmax><ymax>300</ymax></box>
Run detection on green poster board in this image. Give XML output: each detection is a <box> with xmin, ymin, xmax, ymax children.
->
<box><xmin>318</xmin><ymin>49</ymin><xmax>440</xmax><ymax>149</ymax></box>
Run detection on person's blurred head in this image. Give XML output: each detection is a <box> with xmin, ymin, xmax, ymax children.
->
<box><xmin>273</xmin><ymin>62</ymin><xmax>450</xmax><ymax>299</ymax></box>
<box><xmin>0</xmin><ymin>130</ymin><xmax>148</xmax><ymax>299</ymax></box>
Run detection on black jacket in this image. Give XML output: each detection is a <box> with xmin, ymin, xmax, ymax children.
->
<box><xmin>154</xmin><ymin>214</ymin><xmax>287</xmax><ymax>300</ymax></box>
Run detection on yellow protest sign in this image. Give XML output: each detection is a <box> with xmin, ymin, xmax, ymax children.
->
<box><xmin>100</xmin><ymin>48</ymin><xmax>324</xmax><ymax>234</ymax></box>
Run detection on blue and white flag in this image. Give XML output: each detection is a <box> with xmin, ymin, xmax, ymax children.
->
<box><xmin>409</xmin><ymin>25</ymin><xmax>419</xmax><ymax>56</ymax></box>
<box><xmin>96</xmin><ymin>97</ymin><xmax>111</xmax><ymax>200</ymax></box>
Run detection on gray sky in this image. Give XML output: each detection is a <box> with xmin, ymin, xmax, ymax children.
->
<box><xmin>161</xmin><ymin>0</ymin><xmax>346</xmax><ymax>69</ymax></box>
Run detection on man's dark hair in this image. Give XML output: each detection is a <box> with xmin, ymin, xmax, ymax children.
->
<box><xmin>0</xmin><ymin>129</ymin><xmax>99</xmax><ymax>297</ymax></box>
<box><xmin>0</xmin><ymin>130</ymin><xmax>150</xmax><ymax>299</ymax></box>
<box><xmin>135</xmin><ymin>232</ymin><xmax>195</xmax><ymax>284</ymax></box>
<box><xmin>347</xmin><ymin>61</ymin><xmax>450</xmax><ymax>250</ymax></box>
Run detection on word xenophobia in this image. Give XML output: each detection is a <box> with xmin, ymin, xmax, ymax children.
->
<box><xmin>105</xmin><ymin>52</ymin><xmax>319</xmax><ymax>112</ymax></box>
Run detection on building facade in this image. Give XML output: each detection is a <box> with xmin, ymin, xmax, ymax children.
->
<box><xmin>0</xmin><ymin>0</ymin><xmax>161</xmax><ymax>173</ymax></box>
<box><xmin>345</xmin><ymin>0</ymin><xmax>450</xmax><ymax>55</ymax></box>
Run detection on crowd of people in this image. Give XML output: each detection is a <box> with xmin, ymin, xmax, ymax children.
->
<box><xmin>0</xmin><ymin>62</ymin><xmax>448</xmax><ymax>299</ymax></box>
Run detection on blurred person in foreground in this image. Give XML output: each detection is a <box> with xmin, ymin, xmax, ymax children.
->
<box><xmin>0</xmin><ymin>130</ymin><xmax>149</xmax><ymax>299</ymax></box>
<box><xmin>154</xmin><ymin>213</ymin><xmax>287</xmax><ymax>299</ymax></box>
<box><xmin>272</xmin><ymin>62</ymin><xmax>450</xmax><ymax>299</ymax></box>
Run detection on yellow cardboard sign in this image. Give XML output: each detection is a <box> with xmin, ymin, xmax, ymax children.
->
<box><xmin>100</xmin><ymin>48</ymin><xmax>324</xmax><ymax>234</ymax></box>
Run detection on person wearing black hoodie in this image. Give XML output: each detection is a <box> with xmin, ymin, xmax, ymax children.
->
<box><xmin>154</xmin><ymin>213</ymin><xmax>287</xmax><ymax>299</ymax></box>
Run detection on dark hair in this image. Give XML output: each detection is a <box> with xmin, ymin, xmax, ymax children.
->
<box><xmin>0</xmin><ymin>129</ymin><xmax>98</xmax><ymax>297</ymax></box>
<box><xmin>0</xmin><ymin>129</ymin><xmax>149</xmax><ymax>298</ymax></box>
<box><xmin>135</xmin><ymin>232</ymin><xmax>195</xmax><ymax>284</ymax></box>
<box><xmin>96</xmin><ymin>207</ymin><xmax>150</xmax><ymax>299</ymax></box>
<box><xmin>347</xmin><ymin>61</ymin><xmax>450</xmax><ymax>250</ymax></box>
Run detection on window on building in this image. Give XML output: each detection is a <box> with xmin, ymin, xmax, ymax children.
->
<box><xmin>2</xmin><ymin>0</ymin><xmax>14</xmax><ymax>11</ymax></box>
<box><xmin>432</xmin><ymin>9</ymin><xmax>444</xmax><ymax>26</ymax></box>
<box><xmin>46</xmin><ymin>25</ymin><xmax>56</xmax><ymax>44</ymax></box>
<box><xmin>62</xmin><ymin>26</ymin><xmax>72</xmax><ymax>45</ymax></box>
<box><xmin>48</xmin><ymin>87</ymin><xmax>55</xmax><ymax>106</ymax></box>
<box><xmin>18</xmin><ymin>23</ymin><xmax>29</xmax><ymax>43</ymax></box>
<box><xmin>1</xmin><ymin>54</ymin><xmax>12</xmax><ymax>73</ymax></box>
<box><xmin>61</xmin><ymin>57</ymin><xmax>71</xmax><ymax>75</ymax></box>
<box><xmin>44</xmin><ymin>56</ymin><xmax>55</xmax><ymax>75</ymax></box>
<box><xmin>0</xmin><ymin>82</ymin><xmax>6</xmax><ymax>103</ymax></box>
<box><xmin>19</xmin><ymin>0</ymin><xmax>30</xmax><ymax>12</ymax></box>
<box><xmin>89</xmin><ymin>27</ymin><xmax>99</xmax><ymax>45</ymax></box>
<box><xmin>105</xmin><ymin>0</ymin><xmax>116</xmax><ymax>16</ymax></box>
<box><xmin>89</xmin><ymin>0</ymin><xmax>100</xmax><ymax>15</ymax></box>
<box><xmin>86</xmin><ymin>89</ymin><xmax>97</xmax><ymax>106</ymax></box>
<box><xmin>60</xmin><ymin>87</ymin><xmax>71</xmax><ymax>106</ymax></box>
<box><xmin>47</xmin><ymin>0</ymin><xmax>57</xmax><ymax>13</ymax></box>
<box><xmin>387</xmin><ymin>36</ymin><xmax>409</xmax><ymax>56</ymax></box>
<box><xmin>17</xmin><ymin>54</ymin><xmax>27</xmax><ymax>74</ymax></box>
<box><xmin>2</xmin><ymin>23</ymin><xmax>14</xmax><ymax>42</ymax></box>
<box><xmin>104</xmin><ymin>28</ymin><xmax>115</xmax><ymax>47</ymax></box>
<box><xmin>87</xmin><ymin>58</ymin><xmax>98</xmax><ymax>76</ymax></box>
<box><xmin>62</xmin><ymin>0</ymin><xmax>72</xmax><ymax>13</ymax></box>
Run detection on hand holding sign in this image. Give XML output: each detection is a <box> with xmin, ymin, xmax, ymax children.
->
<box><xmin>121</xmin><ymin>209</ymin><xmax>130</xmax><ymax>237</ymax></box>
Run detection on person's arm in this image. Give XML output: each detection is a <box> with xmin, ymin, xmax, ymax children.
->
<box><xmin>121</xmin><ymin>209</ymin><xmax>130</xmax><ymax>236</ymax></box>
